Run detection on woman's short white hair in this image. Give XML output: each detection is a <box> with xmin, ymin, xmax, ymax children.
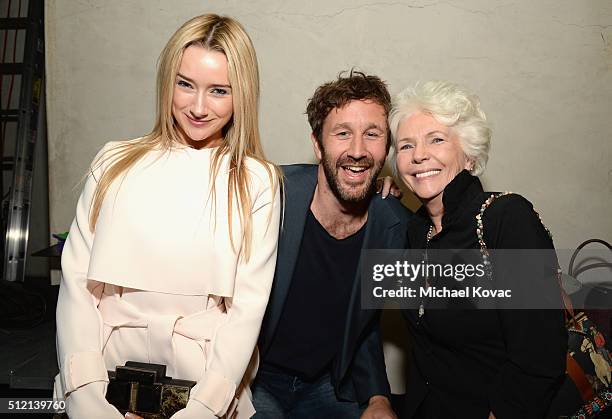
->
<box><xmin>389</xmin><ymin>80</ymin><xmax>491</xmax><ymax>176</ymax></box>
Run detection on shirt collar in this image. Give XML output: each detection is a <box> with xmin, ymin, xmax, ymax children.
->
<box><xmin>441</xmin><ymin>169</ymin><xmax>483</xmax><ymax>222</ymax></box>
<box><xmin>412</xmin><ymin>169</ymin><xmax>483</xmax><ymax>234</ymax></box>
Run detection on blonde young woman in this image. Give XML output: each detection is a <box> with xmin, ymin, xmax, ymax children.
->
<box><xmin>54</xmin><ymin>14</ymin><xmax>281</xmax><ymax>419</ymax></box>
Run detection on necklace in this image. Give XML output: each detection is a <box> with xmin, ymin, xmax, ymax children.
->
<box><xmin>418</xmin><ymin>225</ymin><xmax>435</xmax><ymax>318</ymax></box>
<box><xmin>426</xmin><ymin>225</ymin><xmax>434</xmax><ymax>242</ymax></box>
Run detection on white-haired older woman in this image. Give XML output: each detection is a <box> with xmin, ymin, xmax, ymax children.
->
<box><xmin>390</xmin><ymin>81</ymin><xmax>566</xmax><ymax>419</ymax></box>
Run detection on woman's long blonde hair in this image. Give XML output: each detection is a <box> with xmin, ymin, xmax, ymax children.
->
<box><xmin>89</xmin><ymin>14</ymin><xmax>280</xmax><ymax>260</ymax></box>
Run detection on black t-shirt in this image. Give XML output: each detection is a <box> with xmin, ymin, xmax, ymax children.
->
<box><xmin>263</xmin><ymin>209</ymin><xmax>366</xmax><ymax>380</ymax></box>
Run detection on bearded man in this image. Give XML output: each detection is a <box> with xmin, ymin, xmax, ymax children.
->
<box><xmin>252</xmin><ymin>71</ymin><xmax>412</xmax><ymax>419</ymax></box>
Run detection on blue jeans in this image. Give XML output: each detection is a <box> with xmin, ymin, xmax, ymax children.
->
<box><xmin>252</xmin><ymin>367</ymin><xmax>363</xmax><ymax>418</ymax></box>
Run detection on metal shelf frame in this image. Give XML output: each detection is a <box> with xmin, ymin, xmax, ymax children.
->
<box><xmin>1</xmin><ymin>0</ymin><xmax>45</xmax><ymax>283</ymax></box>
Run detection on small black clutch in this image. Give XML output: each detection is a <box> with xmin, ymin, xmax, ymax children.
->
<box><xmin>106</xmin><ymin>361</ymin><xmax>196</xmax><ymax>419</ymax></box>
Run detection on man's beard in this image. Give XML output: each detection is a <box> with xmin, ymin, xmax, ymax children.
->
<box><xmin>321</xmin><ymin>151</ymin><xmax>383</xmax><ymax>204</ymax></box>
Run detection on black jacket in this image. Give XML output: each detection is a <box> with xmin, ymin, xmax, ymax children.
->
<box><xmin>258</xmin><ymin>164</ymin><xmax>413</xmax><ymax>404</ymax></box>
<box><xmin>402</xmin><ymin>170</ymin><xmax>567</xmax><ymax>419</ymax></box>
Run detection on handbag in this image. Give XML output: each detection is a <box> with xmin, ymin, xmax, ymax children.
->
<box><xmin>477</xmin><ymin>192</ymin><xmax>612</xmax><ymax>419</ymax></box>
<box><xmin>105</xmin><ymin>361</ymin><xmax>196</xmax><ymax>419</ymax></box>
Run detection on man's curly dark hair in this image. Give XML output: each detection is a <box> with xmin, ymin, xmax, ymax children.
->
<box><xmin>306</xmin><ymin>70</ymin><xmax>392</xmax><ymax>148</ymax></box>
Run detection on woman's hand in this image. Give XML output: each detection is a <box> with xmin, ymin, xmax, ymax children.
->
<box><xmin>376</xmin><ymin>176</ymin><xmax>402</xmax><ymax>199</ymax></box>
<box><xmin>64</xmin><ymin>382</ymin><xmax>125</xmax><ymax>419</ymax></box>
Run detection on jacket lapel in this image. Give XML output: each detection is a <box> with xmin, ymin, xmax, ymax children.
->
<box><xmin>262</xmin><ymin>165</ymin><xmax>318</xmax><ymax>352</ymax></box>
<box><xmin>335</xmin><ymin>196</ymin><xmax>406</xmax><ymax>379</ymax></box>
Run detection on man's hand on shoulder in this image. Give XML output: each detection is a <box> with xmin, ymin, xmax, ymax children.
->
<box><xmin>360</xmin><ymin>395</ymin><xmax>397</xmax><ymax>419</ymax></box>
<box><xmin>376</xmin><ymin>176</ymin><xmax>402</xmax><ymax>199</ymax></box>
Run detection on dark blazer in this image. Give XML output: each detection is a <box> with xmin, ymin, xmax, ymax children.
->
<box><xmin>258</xmin><ymin>164</ymin><xmax>412</xmax><ymax>405</ymax></box>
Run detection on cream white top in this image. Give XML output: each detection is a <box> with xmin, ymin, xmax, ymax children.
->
<box><xmin>89</xmin><ymin>142</ymin><xmax>274</xmax><ymax>296</ymax></box>
<box><xmin>55</xmin><ymin>141</ymin><xmax>281</xmax><ymax>418</ymax></box>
